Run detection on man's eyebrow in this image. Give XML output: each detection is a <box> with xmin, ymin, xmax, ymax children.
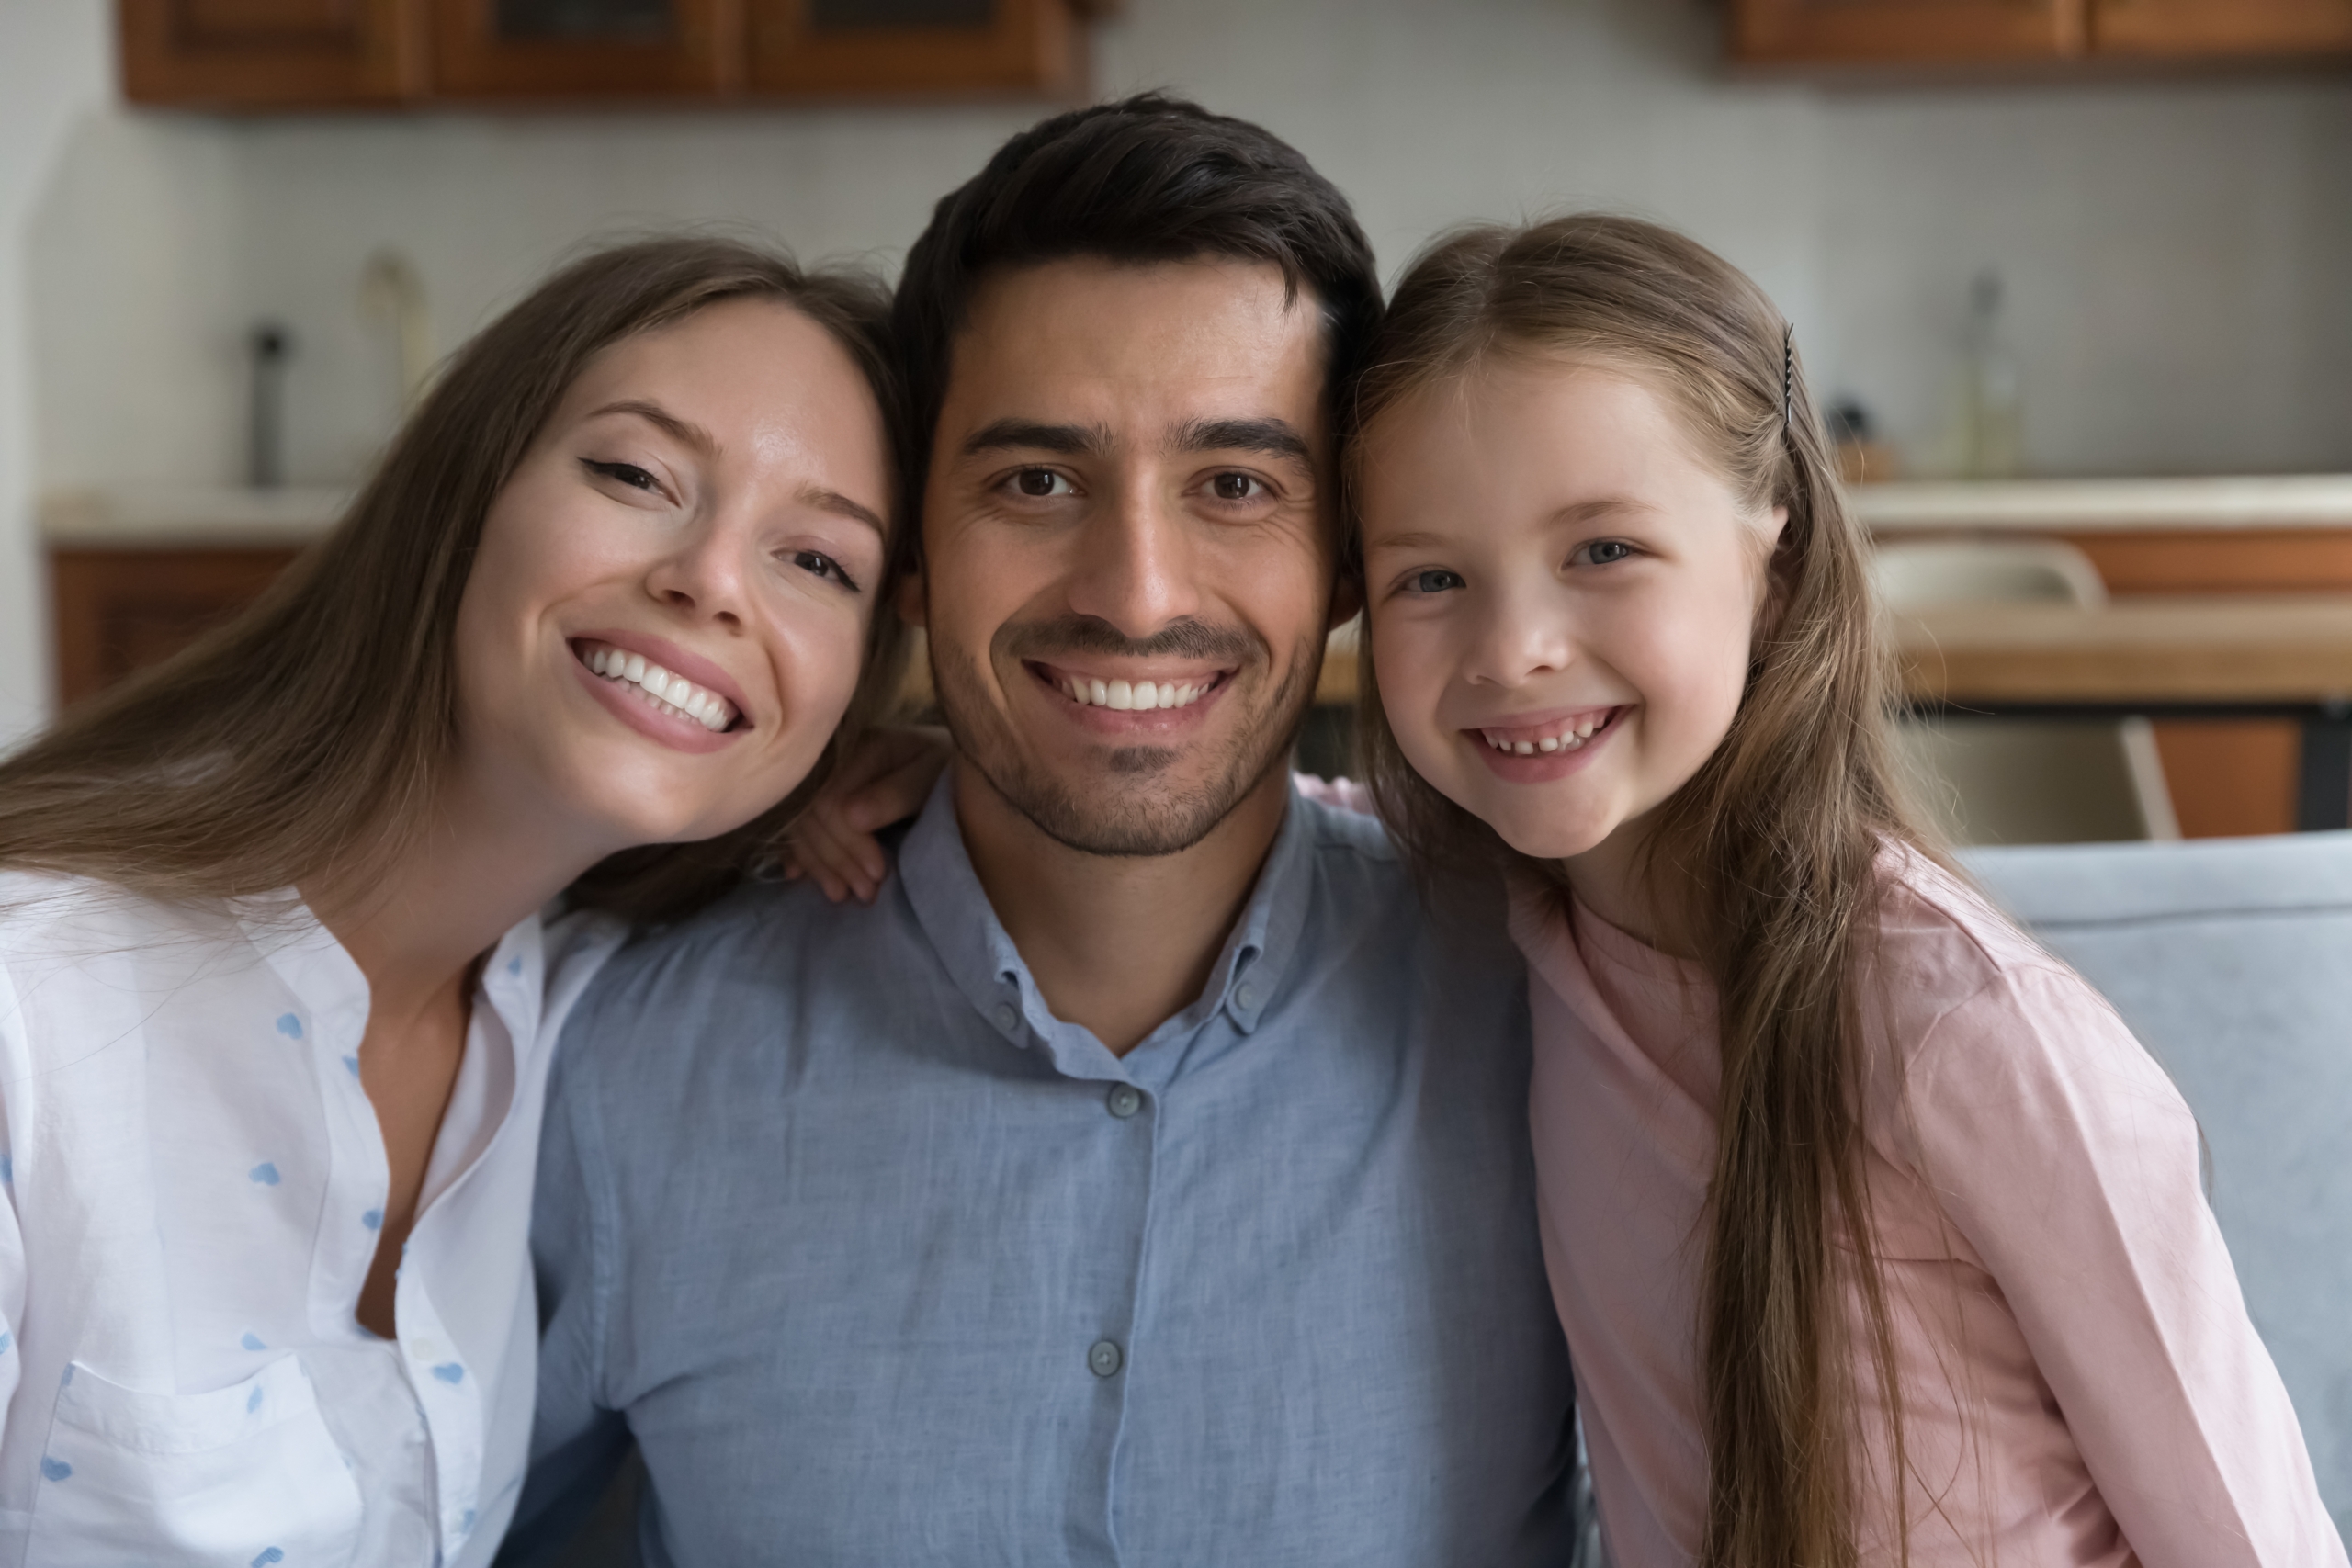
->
<box><xmin>804</xmin><ymin>486</ymin><xmax>887</xmax><ymax>536</ymax></box>
<box><xmin>958</xmin><ymin>419</ymin><xmax>1109</xmax><ymax>458</ymax></box>
<box><xmin>586</xmin><ymin>400</ymin><xmax>718</xmax><ymax>457</ymax></box>
<box><xmin>1170</xmin><ymin>417</ymin><xmax>1313</xmax><ymax>466</ymax></box>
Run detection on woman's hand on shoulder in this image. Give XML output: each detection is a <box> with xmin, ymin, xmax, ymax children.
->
<box><xmin>780</xmin><ymin>725</ymin><xmax>952</xmax><ymax>904</ymax></box>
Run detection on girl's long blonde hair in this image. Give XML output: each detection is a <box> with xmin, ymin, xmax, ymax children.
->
<box><xmin>0</xmin><ymin>237</ymin><xmax>910</xmax><ymax>923</ymax></box>
<box><xmin>1350</xmin><ymin>213</ymin><xmax>1932</xmax><ymax>1567</ymax></box>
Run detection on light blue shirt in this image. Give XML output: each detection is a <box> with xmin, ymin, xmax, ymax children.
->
<box><xmin>503</xmin><ymin>780</ymin><xmax>1577</xmax><ymax>1566</ymax></box>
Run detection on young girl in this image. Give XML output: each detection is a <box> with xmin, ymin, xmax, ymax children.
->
<box><xmin>0</xmin><ymin>237</ymin><xmax>905</xmax><ymax>1565</ymax></box>
<box><xmin>1347</xmin><ymin>214</ymin><xmax>2340</xmax><ymax>1566</ymax></box>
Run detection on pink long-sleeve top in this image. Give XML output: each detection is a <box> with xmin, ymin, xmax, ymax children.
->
<box><xmin>1515</xmin><ymin>845</ymin><xmax>2344</xmax><ymax>1568</ymax></box>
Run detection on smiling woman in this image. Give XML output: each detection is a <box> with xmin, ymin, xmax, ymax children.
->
<box><xmin>0</xmin><ymin>237</ymin><xmax>903</xmax><ymax>1567</ymax></box>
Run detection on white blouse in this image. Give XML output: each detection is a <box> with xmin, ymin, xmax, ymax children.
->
<box><xmin>0</xmin><ymin>873</ymin><xmax>622</xmax><ymax>1568</ymax></box>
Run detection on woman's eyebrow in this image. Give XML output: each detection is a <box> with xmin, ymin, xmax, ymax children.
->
<box><xmin>805</xmin><ymin>486</ymin><xmax>886</xmax><ymax>536</ymax></box>
<box><xmin>588</xmin><ymin>400</ymin><xmax>719</xmax><ymax>457</ymax></box>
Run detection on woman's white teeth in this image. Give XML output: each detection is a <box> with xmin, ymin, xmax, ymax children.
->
<box><xmin>584</xmin><ymin>644</ymin><xmax>736</xmax><ymax>732</ymax></box>
<box><xmin>1482</xmin><ymin>713</ymin><xmax>1608</xmax><ymax>753</ymax></box>
<box><xmin>1063</xmin><ymin>674</ymin><xmax>1209</xmax><ymax>711</ymax></box>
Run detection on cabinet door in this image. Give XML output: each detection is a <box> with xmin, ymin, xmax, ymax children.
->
<box><xmin>429</xmin><ymin>0</ymin><xmax>741</xmax><ymax>99</ymax></box>
<box><xmin>51</xmin><ymin>548</ymin><xmax>303</xmax><ymax>709</ymax></box>
<box><xmin>119</xmin><ymin>0</ymin><xmax>424</xmax><ymax>107</ymax></box>
<box><xmin>749</xmin><ymin>0</ymin><xmax>1078</xmax><ymax>96</ymax></box>
<box><xmin>1731</xmin><ymin>0</ymin><xmax>2088</xmax><ymax>63</ymax></box>
<box><xmin>2092</xmin><ymin>0</ymin><xmax>2352</xmax><ymax>56</ymax></box>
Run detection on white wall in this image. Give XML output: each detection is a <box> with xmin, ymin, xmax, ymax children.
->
<box><xmin>0</xmin><ymin>0</ymin><xmax>112</xmax><ymax>746</ymax></box>
<box><xmin>17</xmin><ymin>0</ymin><xmax>2352</xmax><ymax>560</ymax></box>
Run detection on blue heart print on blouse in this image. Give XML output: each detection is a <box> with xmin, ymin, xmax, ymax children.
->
<box><xmin>1</xmin><ymin>1155</ymin><xmax>13</xmax><ymax>1185</ymax></box>
<box><xmin>275</xmin><ymin>1014</ymin><xmax>301</xmax><ymax>1040</ymax></box>
<box><xmin>39</xmin><ymin>1459</ymin><xmax>69</xmax><ymax>1483</ymax></box>
<box><xmin>0</xmin><ymin>1333</ymin><xmax>12</xmax><ymax>1356</ymax></box>
<box><xmin>344</xmin><ymin>1055</ymin><xmax>361</xmax><ymax>1077</ymax></box>
<box><xmin>361</xmin><ymin>1209</ymin><xmax>382</xmax><ymax>1230</ymax></box>
<box><xmin>432</xmin><ymin>1362</ymin><xmax>464</xmax><ymax>1384</ymax></box>
<box><xmin>252</xmin><ymin>1550</ymin><xmax>284</xmax><ymax>1567</ymax></box>
<box><xmin>249</xmin><ymin>1164</ymin><xmax>281</xmax><ymax>1186</ymax></box>
<box><xmin>507</xmin><ymin>955</ymin><xmax>523</xmax><ymax>976</ymax></box>
<box><xmin>241</xmin><ymin>1332</ymin><xmax>266</xmax><ymax>1351</ymax></box>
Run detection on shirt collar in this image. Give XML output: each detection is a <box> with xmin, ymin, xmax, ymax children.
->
<box><xmin>898</xmin><ymin>773</ymin><xmax>1318</xmax><ymax>1083</ymax></box>
<box><xmin>231</xmin><ymin>890</ymin><xmax>546</xmax><ymax>1048</ymax></box>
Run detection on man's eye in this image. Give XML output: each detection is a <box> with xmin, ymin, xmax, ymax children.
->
<box><xmin>1208</xmin><ymin>472</ymin><xmax>1265</xmax><ymax>503</ymax></box>
<box><xmin>791</xmin><ymin>549</ymin><xmax>861</xmax><ymax>592</ymax></box>
<box><xmin>1011</xmin><ymin>469</ymin><xmax>1073</xmax><ymax>499</ymax></box>
<box><xmin>582</xmin><ymin>458</ymin><xmax>660</xmax><ymax>492</ymax></box>
<box><xmin>1576</xmin><ymin>539</ymin><xmax>1635</xmax><ymax>566</ymax></box>
<box><xmin>1405</xmin><ymin>569</ymin><xmax>1466</xmax><ymax>595</ymax></box>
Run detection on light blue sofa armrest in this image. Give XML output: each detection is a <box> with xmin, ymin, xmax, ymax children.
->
<box><xmin>1962</xmin><ymin>832</ymin><xmax>2352</xmax><ymax>1537</ymax></box>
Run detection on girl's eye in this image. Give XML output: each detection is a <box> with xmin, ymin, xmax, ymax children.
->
<box><xmin>790</xmin><ymin>548</ymin><xmax>861</xmax><ymax>592</ymax></box>
<box><xmin>582</xmin><ymin>458</ymin><xmax>661</xmax><ymax>493</ymax></box>
<box><xmin>1575</xmin><ymin>538</ymin><xmax>1636</xmax><ymax>567</ymax></box>
<box><xmin>1207</xmin><ymin>472</ymin><xmax>1266</xmax><ymax>503</ymax></box>
<box><xmin>1010</xmin><ymin>468</ymin><xmax>1074</xmax><ymax>499</ymax></box>
<box><xmin>1403</xmin><ymin>568</ymin><xmax>1466</xmax><ymax>595</ymax></box>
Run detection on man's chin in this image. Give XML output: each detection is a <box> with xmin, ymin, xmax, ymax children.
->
<box><xmin>992</xmin><ymin>759</ymin><xmax>1279</xmax><ymax>859</ymax></box>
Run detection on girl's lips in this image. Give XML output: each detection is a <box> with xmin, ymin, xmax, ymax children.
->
<box><xmin>1466</xmin><ymin>705</ymin><xmax>1625</xmax><ymax>783</ymax></box>
<box><xmin>570</xmin><ymin>649</ymin><xmax>741</xmax><ymax>754</ymax></box>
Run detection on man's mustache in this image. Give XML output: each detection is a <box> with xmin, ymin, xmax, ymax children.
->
<box><xmin>1001</xmin><ymin>615</ymin><xmax>1261</xmax><ymax>666</ymax></box>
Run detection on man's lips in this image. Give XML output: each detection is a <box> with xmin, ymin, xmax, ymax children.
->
<box><xmin>1028</xmin><ymin>660</ymin><xmax>1233</xmax><ymax>715</ymax></box>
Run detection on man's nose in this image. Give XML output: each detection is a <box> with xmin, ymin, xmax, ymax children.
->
<box><xmin>1060</xmin><ymin>481</ymin><xmax>1204</xmax><ymax>641</ymax></box>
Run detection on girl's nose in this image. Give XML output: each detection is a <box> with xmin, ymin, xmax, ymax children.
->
<box><xmin>1463</xmin><ymin>592</ymin><xmax>1574</xmax><ymax>688</ymax></box>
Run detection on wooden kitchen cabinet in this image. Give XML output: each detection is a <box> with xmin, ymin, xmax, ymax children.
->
<box><xmin>1729</xmin><ymin>0</ymin><xmax>2352</xmax><ymax>65</ymax></box>
<box><xmin>120</xmin><ymin>0</ymin><xmax>426</xmax><ymax>107</ymax></box>
<box><xmin>51</xmin><ymin>548</ymin><xmax>303</xmax><ymax>709</ymax></box>
<box><xmin>2091</xmin><ymin>0</ymin><xmax>2352</xmax><ymax>57</ymax></box>
<box><xmin>429</xmin><ymin>0</ymin><xmax>740</xmax><ymax>98</ymax></box>
<box><xmin>119</xmin><ymin>0</ymin><xmax>1085</xmax><ymax>105</ymax></box>
<box><xmin>749</xmin><ymin>0</ymin><xmax>1078</xmax><ymax>96</ymax></box>
<box><xmin>1731</xmin><ymin>0</ymin><xmax>2086</xmax><ymax>65</ymax></box>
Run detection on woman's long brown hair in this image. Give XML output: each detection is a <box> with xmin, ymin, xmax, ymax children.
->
<box><xmin>1350</xmin><ymin>214</ymin><xmax>1932</xmax><ymax>1566</ymax></box>
<box><xmin>0</xmin><ymin>236</ymin><xmax>909</xmax><ymax>923</ymax></box>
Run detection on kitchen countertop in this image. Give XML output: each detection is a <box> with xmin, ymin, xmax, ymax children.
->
<box><xmin>1853</xmin><ymin>475</ymin><xmax>2352</xmax><ymax>533</ymax></box>
<box><xmin>38</xmin><ymin>474</ymin><xmax>2352</xmax><ymax>549</ymax></box>
<box><xmin>40</xmin><ymin>486</ymin><xmax>351</xmax><ymax>548</ymax></box>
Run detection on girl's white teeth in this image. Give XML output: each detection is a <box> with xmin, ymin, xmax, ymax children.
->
<box><xmin>584</xmin><ymin>644</ymin><xmax>736</xmax><ymax>733</ymax></box>
<box><xmin>1482</xmin><ymin>713</ymin><xmax>1610</xmax><ymax>753</ymax></box>
<box><xmin>1062</xmin><ymin>674</ymin><xmax>1210</xmax><ymax>711</ymax></box>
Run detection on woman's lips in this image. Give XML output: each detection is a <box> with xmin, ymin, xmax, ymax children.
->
<box><xmin>570</xmin><ymin>645</ymin><xmax>742</xmax><ymax>755</ymax></box>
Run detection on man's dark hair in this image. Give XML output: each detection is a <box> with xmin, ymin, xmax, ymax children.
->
<box><xmin>891</xmin><ymin>93</ymin><xmax>1383</xmax><ymax>560</ymax></box>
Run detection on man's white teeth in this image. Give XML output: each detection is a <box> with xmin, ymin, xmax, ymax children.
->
<box><xmin>1062</xmin><ymin>674</ymin><xmax>1211</xmax><ymax>711</ymax></box>
<box><xmin>583</xmin><ymin>644</ymin><xmax>736</xmax><ymax>732</ymax></box>
<box><xmin>1482</xmin><ymin>713</ymin><xmax>1609</xmax><ymax>754</ymax></box>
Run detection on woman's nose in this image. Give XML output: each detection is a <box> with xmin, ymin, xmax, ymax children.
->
<box><xmin>643</xmin><ymin>521</ymin><xmax>749</xmax><ymax>628</ymax></box>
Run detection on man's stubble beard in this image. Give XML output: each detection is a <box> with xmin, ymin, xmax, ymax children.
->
<box><xmin>931</xmin><ymin>626</ymin><xmax>1322</xmax><ymax>859</ymax></box>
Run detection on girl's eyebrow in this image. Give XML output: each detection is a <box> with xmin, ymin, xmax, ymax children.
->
<box><xmin>1554</xmin><ymin>495</ymin><xmax>1657</xmax><ymax>525</ymax></box>
<box><xmin>1363</xmin><ymin>528</ymin><xmax>1453</xmax><ymax>553</ymax></box>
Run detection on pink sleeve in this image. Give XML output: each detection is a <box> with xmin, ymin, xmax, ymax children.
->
<box><xmin>1291</xmin><ymin>773</ymin><xmax>1377</xmax><ymax>818</ymax></box>
<box><xmin>1909</xmin><ymin>967</ymin><xmax>2344</xmax><ymax>1568</ymax></box>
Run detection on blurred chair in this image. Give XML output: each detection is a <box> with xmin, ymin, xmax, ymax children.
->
<box><xmin>1874</xmin><ymin>538</ymin><xmax>2177</xmax><ymax>845</ymax></box>
<box><xmin>1964</xmin><ymin>832</ymin><xmax>2352</xmax><ymax>1539</ymax></box>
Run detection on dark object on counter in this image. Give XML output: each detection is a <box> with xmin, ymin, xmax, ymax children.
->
<box><xmin>1827</xmin><ymin>394</ymin><xmax>1898</xmax><ymax>485</ymax></box>
<box><xmin>248</xmin><ymin>322</ymin><xmax>294</xmax><ymax>490</ymax></box>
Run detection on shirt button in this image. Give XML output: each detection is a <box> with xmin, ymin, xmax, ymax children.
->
<box><xmin>1105</xmin><ymin>1084</ymin><xmax>1143</xmax><ymax>1120</ymax></box>
<box><xmin>1087</xmin><ymin>1339</ymin><xmax>1124</xmax><ymax>1378</ymax></box>
<box><xmin>993</xmin><ymin>1003</ymin><xmax>1019</xmax><ymax>1032</ymax></box>
<box><xmin>1234</xmin><ymin>983</ymin><xmax>1258</xmax><ymax>1010</ymax></box>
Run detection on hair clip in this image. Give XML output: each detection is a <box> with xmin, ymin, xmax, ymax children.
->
<box><xmin>1781</xmin><ymin>323</ymin><xmax>1794</xmax><ymax>434</ymax></box>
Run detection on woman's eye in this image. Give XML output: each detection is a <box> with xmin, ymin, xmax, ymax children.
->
<box><xmin>1404</xmin><ymin>568</ymin><xmax>1466</xmax><ymax>595</ymax></box>
<box><xmin>582</xmin><ymin>458</ymin><xmax>661</xmax><ymax>493</ymax></box>
<box><xmin>790</xmin><ymin>549</ymin><xmax>861</xmax><ymax>592</ymax></box>
<box><xmin>1010</xmin><ymin>468</ymin><xmax>1073</xmax><ymax>500</ymax></box>
<box><xmin>1575</xmin><ymin>539</ymin><xmax>1635</xmax><ymax>567</ymax></box>
<box><xmin>1207</xmin><ymin>472</ymin><xmax>1266</xmax><ymax>503</ymax></box>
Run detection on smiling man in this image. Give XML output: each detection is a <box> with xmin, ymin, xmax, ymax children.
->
<box><xmin>503</xmin><ymin>96</ymin><xmax>1577</xmax><ymax>1567</ymax></box>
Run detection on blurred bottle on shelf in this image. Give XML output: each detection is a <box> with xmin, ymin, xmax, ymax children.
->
<box><xmin>1827</xmin><ymin>396</ymin><xmax>1901</xmax><ymax>486</ymax></box>
<box><xmin>1955</xmin><ymin>267</ymin><xmax>2023</xmax><ymax>479</ymax></box>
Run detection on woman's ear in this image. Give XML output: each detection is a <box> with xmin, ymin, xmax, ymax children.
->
<box><xmin>1752</xmin><ymin>503</ymin><xmax>1793</xmax><ymax>637</ymax></box>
